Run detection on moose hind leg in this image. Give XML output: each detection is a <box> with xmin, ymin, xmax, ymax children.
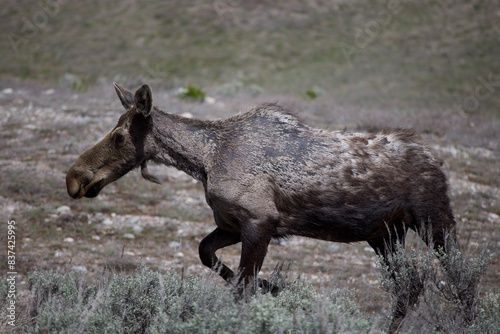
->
<box><xmin>199</xmin><ymin>227</ymin><xmax>241</xmax><ymax>282</ymax></box>
<box><xmin>410</xmin><ymin>174</ymin><xmax>458</xmax><ymax>253</ymax></box>
<box><xmin>369</xmin><ymin>233</ymin><xmax>422</xmax><ymax>334</ymax></box>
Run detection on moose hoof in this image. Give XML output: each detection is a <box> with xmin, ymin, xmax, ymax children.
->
<box><xmin>257</xmin><ymin>278</ymin><xmax>280</xmax><ymax>296</ymax></box>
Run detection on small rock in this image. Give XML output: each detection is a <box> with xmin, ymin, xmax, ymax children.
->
<box><xmin>328</xmin><ymin>244</ymin><xmax>340</xmax><ymax>252</ymax></box>
<box><xmin>205</xmin><ymin>96</ymin><xmax>216</xmax><ymax>105</ymax></box>
<box><xmin>132</xmin><ymin>225</ymin><xmax>143</xmax><ymax>234</ymax></box>
<box><xmin>181</xmin><ymin>112</ymin><xmax>193</xmax><ymax>118</ymax></box>
<box><xmin>55</xmin><ymin>251</ymin><xmax>63</xmax><ymax>257</ymax></box>
<box><xmin>184</xmin><ymin>197</ymin><xmax>196</xmax><ymax>204</ymax></box>
<box><xmin>1</xmin><ymin>88</ymin><xmax>13</xmax><ymax>94</ymax></box>
<box><xmin>56</xmin><ymin>205</ymin><xmax>71</xmax><ymax>215</ymax></box>
<box><xmin>487</xmin><ymin>212</ymin><xmax>499</xmax><ymax>223</ymax></box>
<box><xmin>127</xmin><ymin>215</ymin><xmax>140</xmax><ymax>224</ymax></box>
<box><xmin>169</xmin><ymin>241</ymin><xmax>181</xmax><ymax>249</ymax></box>
<box><xmin>63</xmin><ymin>237</ymin><xmax>74</xmax><ymax>243</ymax></box>
<box><xmin>42</xmin><ymin>89</ymin><xmax>55</xmax><ymax>95</ymax></box>
<box><xmin>175</xmin><ymin>252</ymin><xmax>184</xmax><ymax>258</ymax></box>
<box><xmin>101</xmin><ymin>218</ymin><xmax>113</xmax><ymax>226</ymax></box>
<box><xmin>71</xmin><ymin>265</ymin><xmax>87</xmax><ymax>273</ymax></box>
<box><xmin>123</xmin><ymin>233</ymin><xmax>135</xmax><ymax>240</ymax></box>
<box><xmin>91</xmin><ymin>235</ymin><xmax>101</xmax><ymax>241</ymax></box>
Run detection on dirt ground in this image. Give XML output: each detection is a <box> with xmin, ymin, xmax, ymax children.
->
<box><xmin>0</xmin><ymin>79</ymin><xmax>498</xmax><ymax>315</ymax></box>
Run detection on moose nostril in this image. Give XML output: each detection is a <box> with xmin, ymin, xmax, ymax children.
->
<box><xmin>66</xmin><ymin>166</ymin><xmax>94</xmax><ymax>199</ymax></box>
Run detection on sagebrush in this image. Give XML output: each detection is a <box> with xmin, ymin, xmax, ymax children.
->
<box><xmin>0</xmin><ymin>244</ymin><xmax>497</xmax><ymax>333</ymax></box>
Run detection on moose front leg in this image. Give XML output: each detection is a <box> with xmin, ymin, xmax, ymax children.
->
<box><xmin>237</xmin><ymin>221</ymin><xmax>278</xmax><ymax>296</ymax></box>
<box><xmin>199</xmin><ymin>227</ymin><xmax>241</xmax><ymax>282</ymax></box>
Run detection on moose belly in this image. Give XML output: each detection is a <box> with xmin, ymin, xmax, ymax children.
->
<box><xmin>275</xmin><ymin>195</ymin><xmax>410</xmax><ymax>243</ymax></box>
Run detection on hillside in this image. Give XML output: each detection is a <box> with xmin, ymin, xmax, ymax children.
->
<box><xmin>1</xmin><ymin>0</ymin><xmax>499</xmax><ymax>117</ymax></box>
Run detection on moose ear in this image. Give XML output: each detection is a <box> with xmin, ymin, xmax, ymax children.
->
<box><xmin>134</xmin><ymin>84</ymin><xmax>153</xmax><ymax>118</ymax></box>
<box><xmin>113</xmin><ymin>82</ymin><xmax>135</xmax><ymax>110</ymax></box>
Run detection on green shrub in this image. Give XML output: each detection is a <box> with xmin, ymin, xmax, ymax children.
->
<box><xmin>59</xmin><ymin>73</ymin><xmax>88</xmax><ymax>92</ymax></box>
<box><xmin>177</xmin><ymin>84</ymin><xmax>206</xmax><ymax>102</ymax></box>
<box><xmin>304</xmin><ymin>86</ymin><xmax>325</xmax><ymax>100</ymax></box>
<box><xmin>216</xmin><ymin>80</ymin><xmax>244</xmax><ymax>97</ymax></box>
<box><xmin>305</xmin><ymin>88</ymin><xmax>318</xmax><ymax>99</ymax></box>
<box><xmin>27</xmin><ymin>270</ymin><xmax>94</xmax><ymax>333</ymax></box>
<box><xmin>248</xmin><ymin>83</ymin><xmax>264</xmax><ymax>96</ymax></box>
<box><xmin>5</xmin><ymin>249</ymin><xmax>495</xmax><ymax>334</ymax></box>
<box><xmin>106</xmin><ymin>266</ymin><xmax>161</xmax><ymax>333</ymax></box>
<box><xmin>467</xmin><ymin>293</ymin><xmax>500</xmax><ymax>334</ymax></box>
<box><xmin>14</xmin><ymin>266</ymin><xmax>377</xmax><ymax>333</ymax></box>
<box><xmin>376</xmin><ymin>240</ymin><xmax>493</xmax><ymax>333</ymax></box>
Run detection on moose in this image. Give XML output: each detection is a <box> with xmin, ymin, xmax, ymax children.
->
<box><xmin>66</xmin><ymin>83</ymin><xmax>457</xmax><ymax>328</ymax></box>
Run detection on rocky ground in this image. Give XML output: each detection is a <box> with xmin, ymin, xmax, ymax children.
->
<box><xmin>0</xmin><ymin>80</ymin><xmax>498</xmax><ymax>314</ymax></box>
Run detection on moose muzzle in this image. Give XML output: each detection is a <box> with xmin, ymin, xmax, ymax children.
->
<box><xmin>66</xmin><ymin>164</ymin><xmax>95</xmax><ymax>199</ymax></box>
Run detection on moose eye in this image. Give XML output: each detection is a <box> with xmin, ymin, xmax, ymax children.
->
<box><xmin>114</xmin><ymin>133</ymin><xmax>125</xmax><ymax>145</ymax></box>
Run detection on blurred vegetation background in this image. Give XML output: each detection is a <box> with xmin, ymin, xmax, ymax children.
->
<box><xmin>1</xmin><ymin>0</ymin><xmax>499</xmax><ymax>118</ymax></box>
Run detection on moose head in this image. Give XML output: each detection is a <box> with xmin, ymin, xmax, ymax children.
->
<box><xmin>66</xmin><ymin>83</ymin><xmax>160</xmax><ymax>199</ymax></box>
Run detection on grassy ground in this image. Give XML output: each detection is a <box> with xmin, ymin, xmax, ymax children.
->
<box><xmin>0</xmin><ymin>0</ymin><xmax>499</xmax><ymax>332</ymax></box>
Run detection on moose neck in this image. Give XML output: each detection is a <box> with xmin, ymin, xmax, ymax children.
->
<box><xmin>150</xmin><ymin>110</ymin><xmax>216</xmax><ymax>184</ymax></box>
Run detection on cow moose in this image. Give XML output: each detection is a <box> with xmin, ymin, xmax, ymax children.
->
<box><xmin>66</xmin><ymin>83</ymin><xmax>457</xmax><ymax>329</ymax></box>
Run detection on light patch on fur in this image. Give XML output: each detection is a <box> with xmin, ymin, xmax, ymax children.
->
<box><xmin>269</xmin><ymin>110</ymin><xmax>300</xmax><ymax>126</ymax></box>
